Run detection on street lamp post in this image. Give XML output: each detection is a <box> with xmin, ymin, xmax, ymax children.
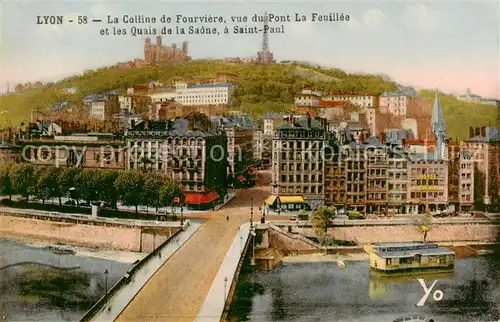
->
<box><xmin>104</xmin><ymin>269</ymin><xmax>109</xmax><ymax>295</ymax></box>
<box><xmin>224</xmin><ymin>277</ymin><xmax>228</xmax><ymax>304</ymax></box>
<box><xmin>250</xmin><ymin>197</ymin><xmax>254</xmax><ymax>229</ymax></box>
<box><xmin>273</xmin><ymin>184</ymin><xmax>281</xmax><ymax>215</ymax></box>
<box><xmin>180</xmin><ymin>206</ymin><xmax>184</xmax><ymax>229</ymax></box>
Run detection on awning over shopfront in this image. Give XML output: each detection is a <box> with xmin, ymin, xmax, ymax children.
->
<box><xmin>278</xmin><ymin>196</ymin><xmax>304</xmax><ymax>204</ymax></box>
<box><xmin>264</xmin><ymin>195</ymin><xmax>277</xmax><ymax>206</ymax></box>
<box><xmin>264</xmin><ymin>195</ymin><xmax>305</xmax><ymax>206</ymax></box>
<box><xmin>184</xmin><ymin>191</ymin><xmax>219</xmax><ymax>205</ymax></box>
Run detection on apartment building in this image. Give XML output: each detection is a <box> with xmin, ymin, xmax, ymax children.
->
<box><xmin>323</xmin><ymin>94</ymin><xmax>380</xmax><ymax>109</ymax></box>
<box><xmin>294</xmin><ymin>86</ymin><xmax>322</xmax><ymax>107</ymax></box>
<box><xmin>19</xmin><ymin>134</ymin><xmax>126</xmax><ymax>169</ymax></box>
<box><xmin>365</xmin><ymin>137</ymin><xmax>388</xmax><ymax>214</ymax></box>
<box><xmin>263</xmin><ymin>113</ymin><xmax>287</xmax><ymax>136</ymax></box>
<box><xmin>458</xmin><ymin>155</ymin><xmax>474</xmax><ymax>211</ymax></box>
<box><xmin>270</xmin><ymin>116</ymin><xmax>328</xmax><ymax>210</ymax></box>
<box><xmin>253</xmin><ymin>129</ymin><xmax>264</xmax><ymax>161</ymax></box>
<box><xmin>0</xmin><ymin>143</ymin><xmax>22</xmax><ymax>164</ymax></box>
<box><xmin>387</xmin><ymin>148</ymin><xmax>409</xmax><ymax>214</ymax></box>
<box><xmin>125</xmin><ymin>114</ymin><xmax>228</xmax><ymax>209</ymax></box>
<box><xmin>463</xmin><ymin>126</ymin><xmax>500</xmax><ymax>208</ymax></box>
<box><xmin>406</xmin><ymin>155</ymin><xmax>449</xmax><ymax>214</ymax></box>
<box><xmin>175</xmin><ymin>82</ymin><xmax>234</xmax><ymax>106</ymax></box>
<box><xmin>321</xmin><ymin>94</ymin><xmax>379</xmax><ymax>135</ymax></box>
<box><xmin>211</xmin><ymin>115</ymin><xmax>255</xmax><ymax>183</ymax></box>
<box><xmin>342</xmin><ymin>142</ymin><xmax>367</xmax><ymax>212</ymax></box>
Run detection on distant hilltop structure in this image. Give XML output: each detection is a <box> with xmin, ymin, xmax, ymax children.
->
<box><xmin>144</xmin><ymin>36</ymin><xmax>189</xmax><ymax>65</ymax></box>
<box><xmin>456</xmin><ymin>88</ymin><xmax>500</xmax><ymax>107</ymax></box>
<box><xmin>256</xmin><ymin>12</ymin><xmax>274</xmax><ymax>64</ymax></box>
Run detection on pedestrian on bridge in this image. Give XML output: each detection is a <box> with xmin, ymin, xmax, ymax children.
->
<box><xmin>226</xmin><ymin>215</ymin><xmax>229</xmax><ymax>222</ymax></box>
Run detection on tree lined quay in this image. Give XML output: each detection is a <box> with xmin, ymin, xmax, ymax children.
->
<box><xmin>0</xmin><ymin>164</ymin><xmax>181</xmax><ymax>214</ymax></box>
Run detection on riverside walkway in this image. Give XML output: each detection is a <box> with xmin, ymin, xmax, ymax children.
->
<box><xmin>116</xmin><ymin>187</ymin><xmax>269</xmax><ymax>322</ymax></box>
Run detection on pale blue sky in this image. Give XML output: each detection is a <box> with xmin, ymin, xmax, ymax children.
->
<box><xmin>1</xmin><ymin>0</ymin><xmax>499</xmax><ymax>98</ymax></box>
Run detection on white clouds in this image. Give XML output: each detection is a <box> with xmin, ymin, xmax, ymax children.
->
<box><xmin>403</xmin><ymin>3</ymin><xmax>440</xmax><ymax>31</ymax></box>
<box><xmin>91</xmin><ymin>3</ymin><xmax>111</xmax><ymax>16</ymax></box>
<box><xmin>361</xmin><ymin>9</ymin><xmax>386</xmax><ymax>26</ymax></box>
<box><xmin>342</xmin><ymin>8</ymin><xmax>386</xmax><ymax>30</ymax></box>
<box><xmin>287</xmin><ymin>19</ymin><xmax>315</xmax><ymax>36</ymax></box>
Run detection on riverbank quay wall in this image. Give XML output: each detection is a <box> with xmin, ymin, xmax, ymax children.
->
<box><xmin>0</xmin><ymin>208</ymin><xmax>184</xmax><ymax>252</ymax></box>
<box><xmin>271</xmin><ymin>218</ymin><xmax>499</xmax><ymax>244</ymax></box>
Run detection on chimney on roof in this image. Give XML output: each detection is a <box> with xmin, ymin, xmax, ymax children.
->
<box><xmin>188</xmin><ymin>118</ymin><xmax>194</xmax><ymax>131</ymax></box>
<box><xmin>290</xmin><ymin>115</ymin><xmax>295</xmax><ymax>127</ymax></box>
<box><xmin>156</xmin><ymin>36</ymin><xmax>162</xmax><ymax>46</ymax></box>
<box><xmin>144</xmin><ymin>120</ymin><xmax>150</xmax><ymax>130</ymax></box>
<box><xmin>306</xmin><ymin>114</ymin><xmax>311</xmax><ymax>129</ymax></box>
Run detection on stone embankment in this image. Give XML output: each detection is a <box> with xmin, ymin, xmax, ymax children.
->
<box><xmin>0</xmin><ymin>208</ymin><xmax>183</xmax><ymax>252</ymax></box>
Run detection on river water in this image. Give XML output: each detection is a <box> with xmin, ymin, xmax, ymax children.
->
<box><xmin>0</xmin><ymin>238</ymin><xmax>132</xmax><ymax>321</ymax></box>
<box><xmin>228</xmin><ymin>256</ymin><xmax>500</xmax><ymax>322</ymax></box>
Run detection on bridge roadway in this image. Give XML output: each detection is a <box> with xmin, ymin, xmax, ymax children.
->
<box><xmin>116</xmin><ymin>187</ymin><xmax>270</xmax><ymax>322</ymax></box>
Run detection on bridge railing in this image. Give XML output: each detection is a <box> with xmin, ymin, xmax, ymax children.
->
<box><xmin>0</xmin><ymin>207</ymin><xmax>184</xmax><ymax>228</ymax></box>
<box><xmin>79</xmin><ymin>226</ymin><xmax>185</xmax><ymax>322</ymax></box>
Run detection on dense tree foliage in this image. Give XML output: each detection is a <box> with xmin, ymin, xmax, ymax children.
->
<box><xmin>312</xmin><ymin>206</ymin><xmax>336</xmax><ymax>244</ymax></box>
<box><xmin>0</xmin><ymin>165</ymin><xmax>181</xmax><ymax>213</ymax></box>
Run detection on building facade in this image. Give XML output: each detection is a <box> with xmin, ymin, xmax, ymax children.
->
<box><xmin>174</xmin><ymin>82</ymin><xmax>234</xmax><ymax>106</ymax></box>
<box><xmin>271</xmin><ymin>116</ymin><xmax>328</xmax><ymax>210</ymax></box>
<box><xmin>18</xmin><ymin>134</ymin><xmax>126</xmax><ymax>169</ymax></box>
<box><xmin>125</xmin><ymin>114</ymin><xmax>228</xmax><ymax>208</ymax></box>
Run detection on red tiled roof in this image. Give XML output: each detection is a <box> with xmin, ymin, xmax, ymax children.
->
<box><xmin>295</xmin><ymin>93</ymin><xmax>321</xmax><ymax>97</ymax></box>
<box><xmin>325</xmin><ymin>93</ymin><xmax>380</xmax><ymax>97</ymax></box>
<box><xmin>319</xmin><ymin>101</ymin><xmax>348</xmax><ymax>107</ymax></box>
<box><xmin>184</xmin><ymin>191</ymin><xmax>219</xmax><ymax>205</ymax></box>
<box><xmin>402</xmin><ymin>139</ymin><xmax>436</xmax><ymax>145</ymax></box>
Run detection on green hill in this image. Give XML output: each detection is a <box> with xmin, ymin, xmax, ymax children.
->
<box><xmin>419</xmin><ymin>89</ymin><xmax>499</xmax><ymax>140</ymax></box>
<box><xmin>0</xmin><ymin>60</ymin><xmax>497</xmax><ymax>140</ymax></box>
<box><xmin>0</xmin><ymin>60</ymin><xmax>397</xmax><ymax>126</ymax></box>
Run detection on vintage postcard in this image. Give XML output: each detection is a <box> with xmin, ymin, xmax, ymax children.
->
<box><xmin>0</xmin><ymin>1</ymin><xmax>499</xmax><ymax>321</ymax></box>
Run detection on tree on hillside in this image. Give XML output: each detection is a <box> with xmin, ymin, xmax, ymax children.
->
<box><xmin>115</xmin><ymin>170</ymin><xmax>145</xmax><ymax>213</ymax></box>
<box><xmin>0</xmin><ymin>164</ymin><xmax>13</xmax><ymax>200</ymax></box>
<box><xmin>8</xmin><ymin>164</ymin><xmax>35</xmax><ymax>201</ymax></box>
<box><xmin>312</xmin><ymin>206</ymin><xmax>336</xmax><ymax>247</ymax></box>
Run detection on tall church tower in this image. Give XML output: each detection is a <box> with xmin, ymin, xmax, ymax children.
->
<box><xmin>432</xmin><ymin>88</ymin><xmax>447</xmax><ymax>159</ymax></box>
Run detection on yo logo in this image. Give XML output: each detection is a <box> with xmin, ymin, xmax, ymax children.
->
<box><xmin>417</xmin><ymin>279</ymin><xmax>444</xmax><ymax>307</ymax></box>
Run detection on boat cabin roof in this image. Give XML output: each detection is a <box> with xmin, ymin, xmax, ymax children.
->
<box><xmin>373</xmin><ymin>242</ymin><xmax>440</xmax><ymax>253</ymax></box>
<box><xmin>377</xmin><ymin>247</ymin><xmax>455</xmax><ymax>259</ymax></box>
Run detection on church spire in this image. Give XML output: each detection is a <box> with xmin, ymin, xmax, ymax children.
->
<box><xmin>432</xmin><ymin>88</ymin><xmax>446</xmax><ymax>134</ymax></box>
<box><xmin>432</xmin><ymin>88</ymin><xmax>447</xmax><ymax>159</ymax></box>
